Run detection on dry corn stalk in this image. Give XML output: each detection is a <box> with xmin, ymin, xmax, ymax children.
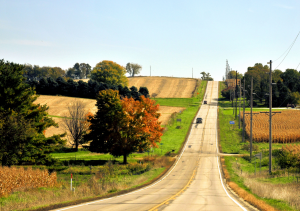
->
<box><xmin>0</xmin><ymin>166</ymin><xmax>57</xmax><ymax>197</ymax></box>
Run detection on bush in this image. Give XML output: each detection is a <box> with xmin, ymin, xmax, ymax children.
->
<box><xmin>241</xmin><ymin>143</ymin><xmax>259</xmax><ymax>151</ymax></box>
<box><xmin>276</xmin><ymin>150</ymin><xmax>299</xmax><ymax>169</ymax></box>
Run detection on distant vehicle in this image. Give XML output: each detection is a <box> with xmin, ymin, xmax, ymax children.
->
<box><xmin>196</xmin><ymin>117</ymin><xmax>202</xmax><ymax>124</ymax></box>
<box><xmin>204</xmin><ymin>101</ymin><xmax>207</xmax><ymax>104</ymax></box>
<box><xmin>287</xmin><ymin>103</ymin><xmax>296</xmax><ymax>108</ymax></box>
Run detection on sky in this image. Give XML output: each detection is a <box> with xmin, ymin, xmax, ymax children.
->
<box><xmin>0</xmin><ymin>0</ymin><xmax>300</xmax><ymax>81</ymax></box>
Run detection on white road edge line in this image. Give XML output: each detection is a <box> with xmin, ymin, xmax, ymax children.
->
<box><xmin>215</xmin><ymin>82</ymin><xmax>247</xmax><ymax>211</ymax></box>
<box><xmin>55</xmin><ymin>89</ymin><xmax>205</xmax><ymax>211</ymax></box>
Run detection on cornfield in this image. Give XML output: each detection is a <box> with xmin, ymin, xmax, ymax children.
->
<box><xmin>242</xmin><ymin>110</ymin><xmax>300</xmax><ymax>143</ymax></box>
<box><xmin>0</xmin><ymin>166</ymin><xmax>57</xmax><ymax>197</ymax></box>
<box><xmin>282</xmin><ymin>145</ymin><xmax>300</xmax><ymax>155</ymax></box>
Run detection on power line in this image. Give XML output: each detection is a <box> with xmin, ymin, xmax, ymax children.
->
<box><xmin>296</xmin><ymin>62</ymin><xmax>300</xmax><ymax>71</ymax></box>
<box><xmin>274</xmin><ymin>42</ymin><xmax>294</xmax><ymax>62</ymax></box>
<box><xmin>275</xmin><ymin>30</ymin><xmax>300</xmax><ymax>69</ymax></box>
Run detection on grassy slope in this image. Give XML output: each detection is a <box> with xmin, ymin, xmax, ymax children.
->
<box><xmin>219</xmin><ymin>81</ymin><xmax>298</xmax><ymax>211</ymax></box>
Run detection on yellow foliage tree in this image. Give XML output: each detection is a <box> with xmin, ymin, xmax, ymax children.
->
<box><xmin>91</xmin><ymin>60</ymin><xmax>128</xmax><ymax>86</ymax></box>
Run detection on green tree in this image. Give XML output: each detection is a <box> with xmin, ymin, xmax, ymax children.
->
<box><xmin>200</xmin><ymin>72</ymin><xmax>206</xmax><ymax>80</ymax></box>
<box><xmin>85</xmin><ymin>89</ymin><xmax>163</xmax><ymax>164</ymax></box>
<box><xmin>228</xmin><ymin>70</ymin><xmax>243</xmax><ymax>79</ymax></box>
<box><xmin>85</xmin><ymin>90</ymin><xmax>125</xmax><ymax>160</ymax></box>
<box><xmin>91</xmin><ymin>60</ymin><xmax>128</xmax><ymax>87</ymax></box>
<box><xmin>126</xmin><ymin>63</ymin><xmax>142</xmax><ymax>77</ymax></box>
<box><xmin>0</xmin><ymin>59</ymin><xmax>66</xmax><ymax>166</ymax></box>
<box><xmin>272</xmin><ymin>69</ymin><xmax>283</xmax><ymax>83</ymax></box>
<box><xmin>289</xmin><ymin>92</ymin><xmax>300</xmax><ymax>105</ymax></box>
<box><xmin>280</xmin><ymin>69</ymin><xmax>300</xmax><ymax>93</ymax></box>
<box><xmin>200</xmin><ymin>72</ymin><xmax>214</xmax><ymax>81</ymax></box>
<box><xmin>244</xmin><ymin>63</ymin><xmax>269</xmax><ymax>104</ymax></box>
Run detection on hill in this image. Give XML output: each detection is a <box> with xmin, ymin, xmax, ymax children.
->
<box><xmin>74</xmin><ymin>77</ymin><xmax>198</xmax><ymax>98</ymax></box>
<box><xmin>128</xmin><ymin>76</ymin><xmax>198</xmax><ymax>98</ymax></box>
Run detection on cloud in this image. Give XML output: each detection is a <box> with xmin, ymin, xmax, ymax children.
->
<box><xmin>0</xmin><ymin>39</ymin><xmax>53</xmax><ymax>47</ymax></box>
<box><xmin>275</xmin><ymin>4</ymin><xmax>293</xmax><ymax>9</ymax></box>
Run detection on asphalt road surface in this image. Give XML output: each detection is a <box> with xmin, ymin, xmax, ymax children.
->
<box><xmin>54</xmin><ymin>81</ymin><xmax>251</xmax><ymax>211</ymax></box>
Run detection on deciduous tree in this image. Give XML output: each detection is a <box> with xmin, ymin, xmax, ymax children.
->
<box><xmin>126</xmin><ymin>63</ymin><xmax>142</xmax><ymax>77</ymax></box>
<box><xmin>91</xmin><ymin>60</ymin><xmax>128</xmax><ymax>86</ymax></box>
<box><xmin>85</xmin><ymin>90</ymin><xmax>163</xmax><ymax>164</ymax></box>
<box><xmin>62</xmin><ymin>100</ymin><xmax>92</xmax><ymax>151</ymax></box>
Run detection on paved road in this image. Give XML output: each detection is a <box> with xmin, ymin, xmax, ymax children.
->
<box><xmin>54</xmin><ymin>81</ymin><xmax>250</xmax><ymax>211</ymax></box>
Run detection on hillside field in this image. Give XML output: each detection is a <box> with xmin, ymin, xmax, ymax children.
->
<box><xmin>75</xmin><ymin>77</ymin><xmax>198</xmax><ymax>98</ymax></box>
<box><xmin>128</xmin><ymin>76</ymin><xmax>197</xmax><ymax>98</ymax></box>
<box><xmin>35</xmin><ymin>95</ymin><xmax>185</xmax><ymax>137</ymax></box>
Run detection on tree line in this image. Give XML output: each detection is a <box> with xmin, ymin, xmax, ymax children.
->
<box><xmin>222</xmin><ymin>63</ymin><xmax>300</xmax><ymax>107</ymax></box>
<box><xmin>24</xmin><ymin>61</ymin><xmax>143</xmax><ymax>81</ymax></box>
<box><xmin>27</xmin><ymin>77</ymin><xmax>149</xmax><ymax>101</ymax></box>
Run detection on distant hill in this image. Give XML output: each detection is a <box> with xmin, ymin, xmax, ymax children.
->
<box><xmin>128</xmin><ymin>76</ymin><xmax>198</xmax><ymax>98</ymax></box>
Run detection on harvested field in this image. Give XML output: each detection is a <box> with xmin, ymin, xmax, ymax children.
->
<box><xmin>35</xmin><ymin>95</ymin><xmax>98</xmax><ymax>117</ymax></box>
<box><xmin>35</xmin><ymin>95</ymin><xmax>184</xmax><ymax>137</ymax></box>
<box><xmin>128</xmin><ymin>76</ymin><xmax>198</xmax><ymax>98</ymax></box>
<box><xmin>242</xmin><ymin>110</ymin><xmax>300</xmax><ymax>143</ymax></box>
<box><xmin>157</xmin><ymin>106</ymin><xmax>185</xmax><ymax>125</ymax></box>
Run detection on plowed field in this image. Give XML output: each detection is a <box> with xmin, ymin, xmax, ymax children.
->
<box><xmin>35</xmin><ymin>95</ymin><xmax>184</xmax><ymax>137</ymax></box>
<box><xmin>128</xmin><ymin>76</ymin><xmax>197</xmax><ymax>98</ymax></box>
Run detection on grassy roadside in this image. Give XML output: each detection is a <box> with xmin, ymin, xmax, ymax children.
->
<box><xmin>218</xmin><ymin>81</ymin><xmax>300</xmax><ymax>211</ymax></box>
<box><xmin>0</xmin><ymin>81</ymin><xmax>208</xmax><ymax>211</ymax></box>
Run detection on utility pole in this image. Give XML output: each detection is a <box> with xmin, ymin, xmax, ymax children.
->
<box><xmin>269</xmin><ymin>60</ymin><xmax>272</xmax><ymax>174</ymax></box>
<box><xmin>233</xmin><ymin>89</ymin><xmax>235</xmax><ymax>115</ymax></box>
<box><xmin>239</xmin><ymin>80</ymin><xmax>241</xmax><ymax>129</ymax></box>
<box><xmin>242</xmin><ymin>77</ymin><xmax>246</xmax><ymax>142</ymax></box>
<box><xmin>235</xmin><ymin>71</ymin><xmax>238</xmax><ymax>119</ymax></box>
<box><xmin>250</xmin><ymin>77</ymin><xmax>253</xmax><ymax>161</ymax></box>
<box><xmin>192</xmin><ymin>68</ymin><xmax>193</xmax><ymax>78</ymax></box>
<box><xmin>150</xmin><ymin>66</ymin><xmax>151</xmax><ymax>76</ymax></box>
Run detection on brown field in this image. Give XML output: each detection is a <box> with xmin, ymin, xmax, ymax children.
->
<box><xmin>242</xmin><ymin>110</ymin><xmax>300</xmax><ymax>143</ymax></box>
<box><xmin>128</xmin><ymin>76</ymin><xmax>197</xmax><ymax>98</ymax></box>
<box><xmin>35</xmin><ymin>95</ymin><xmax>184</xmax><ymax>137</ymax></box>
<box><xmin>74</xmin><ymin>77</ymin><xmax>198</xmax><ymax>98</ymax></box>
<box><xmin>0</xmin><ymin>166</ymin><xmax>57</xmax><ymax>197</ymax></box>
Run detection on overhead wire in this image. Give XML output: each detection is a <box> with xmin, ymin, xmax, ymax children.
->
<box><xmin>274</xmin><ymin>30</ymin><xmax>300</xmax><ymax>69</ymax></box>
<box><xmin>296</xmin><ymin>62</ymin><xmax>300</xmax><ymax>71</ymax></box>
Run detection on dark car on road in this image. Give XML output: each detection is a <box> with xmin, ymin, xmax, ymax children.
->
<box><xmin>204</xmin><ymin>101</ymin><xmax>207</xmax><ymax>104</ymax></box>
<box><xmin>196</xmin><ymin>118</ymin><xmax>202</xmax><ymax>123</ymax></box>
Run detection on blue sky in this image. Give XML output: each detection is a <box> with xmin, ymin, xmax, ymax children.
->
<box><xmin>0</xmin><ymin>0</ymin><xmax>299</xmax><ymax>81</ymax></box>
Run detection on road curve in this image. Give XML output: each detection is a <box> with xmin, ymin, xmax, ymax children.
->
<box><xmin>53</xmin><ymin>81</ymin><xmax>250</xmax><ymax>211</ymax></box>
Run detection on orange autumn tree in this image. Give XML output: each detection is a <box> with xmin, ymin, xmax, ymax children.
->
<box><xmin>85</xmin><ymin>90</ymin><xmax>164</xmax><ymax>164</ymax></box>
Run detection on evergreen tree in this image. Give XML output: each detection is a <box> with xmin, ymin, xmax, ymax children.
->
<box><xmin>0</xmin><ymin>59</ymin><xmax>65</xmax><ymax>166</ymax></box>
<box><xmin>130</xmin><ymin>86</ymin><xmax>140</xmax><ymax>100</ymax></box>
<box><xmin>139</xmin><ymin>87</ymin><xmax>149</xmax><ymax>98</ymax></box>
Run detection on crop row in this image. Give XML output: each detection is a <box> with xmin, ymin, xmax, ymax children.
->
<box><xmin>242</xmin><ymin>110</ymin><xmax>300</xmax><ymax>143</ymax></box>
<box><xmin>0</xmin><ymin>167</ymin><xmax>57</xmax><ymax>197</ymax></box>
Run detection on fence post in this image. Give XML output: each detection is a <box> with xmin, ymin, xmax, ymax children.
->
<box><xmin>70</xmin><ymin>173</ymin><xmax>73</xmax><ymax>191</ymax></box>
